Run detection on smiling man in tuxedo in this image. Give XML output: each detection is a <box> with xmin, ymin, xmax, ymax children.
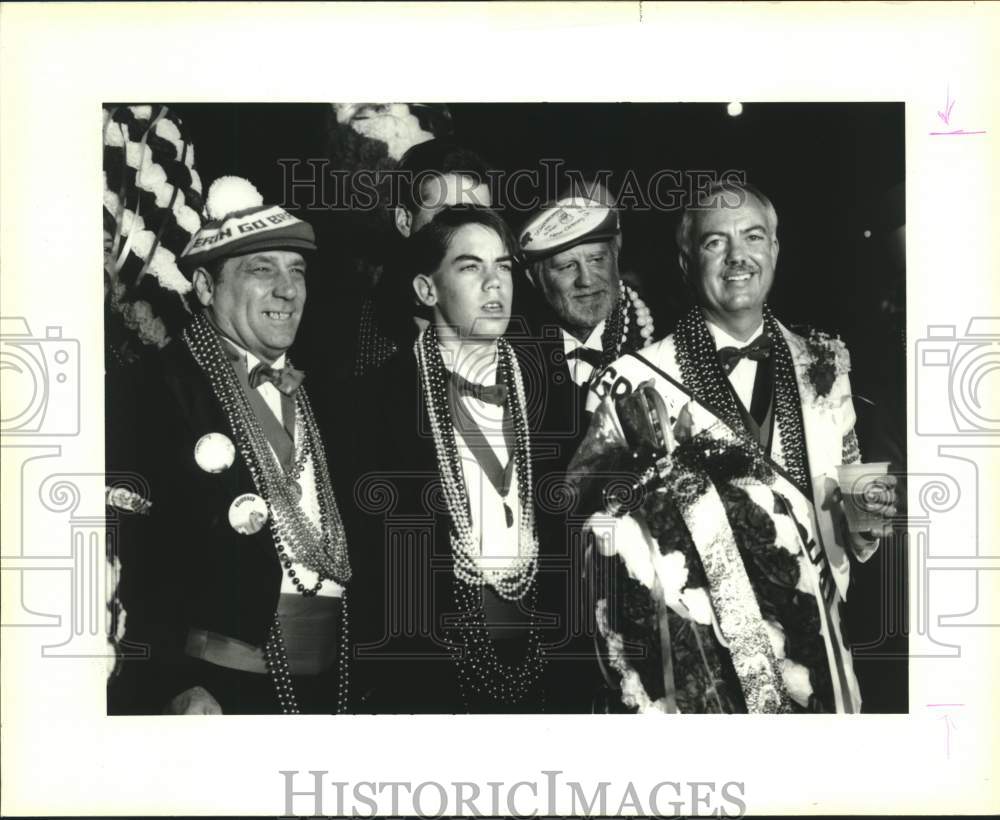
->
<box><xmin>114</xmin><ymin>177</ymin><xmax>354</xmax><ymax>715</ymax></box>
<box><xmin>580</xmin><ymin>180</ymin><xmax>898</xmax><ymax>713</ymax></box>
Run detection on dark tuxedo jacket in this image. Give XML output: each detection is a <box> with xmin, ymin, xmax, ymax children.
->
<box><xmin>113</xmin><ymin>336</ymin><xmax>357</xmax><ymax>713</ymax></box>
<box><xmin>509</xmin><ymin>324</ymin><xmax>605</xmax><ymax>712</ymax></box>
<box><xmin>342</xmin><ymin>344</ymin><xmax>602</xmax><ymax>713</ymax></box>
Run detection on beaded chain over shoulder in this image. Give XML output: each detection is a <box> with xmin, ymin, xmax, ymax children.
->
<box><xmin>673</xmin><ymin>305</ymin><xmax>812</xmax><ymax>493</ymax></box>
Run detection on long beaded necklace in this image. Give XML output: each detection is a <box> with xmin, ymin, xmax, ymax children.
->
<box><xmin>414</xmin><ymin>325</ymin><xmax>545</xmax><ymax>707</ymax></box>
<box><xmin>451</xmin><ymin>579</ymin><xmax>545</xmax><ymax>710</ymax></box>
<box><xmin>594</xmin><ymin>282</ymin><xmax>656</xmax><ymax>381</ymax></box>
<box><xmin>261</xmin><ymin>596</ymin><xmax>351</xmax><ymax>715</ymax></box>
<box><xmin>414</xmin><ymin>325</ymin><xmax>539</xmax><ymax>601</ymax></box>
<box><xmin>184</xmin><ymin>312</ymin><xmax>352</xmax><ymax>588</ymax></box>
<box><xmin>673</xmin><ymin>305</ymin><xmax>812</xmax><ymax>493</ymax></box>
<box><xmin>183</xmin><ymin>312</ymin><xmax>353</xmax><ymax>713</ymax></box>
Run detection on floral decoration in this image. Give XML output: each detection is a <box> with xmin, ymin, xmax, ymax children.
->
<box><xmin>797</xmin><ymin>328</ymin><xmax>852</xmax><ymax>411</ymax></box>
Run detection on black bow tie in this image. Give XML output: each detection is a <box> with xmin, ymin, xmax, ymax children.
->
<box><xmin>451</xmin><ymin>372</ymin><xmax>508</xmax><ymax>406</ymax></box>
<box><xmin>566</xmin><ymin>346</ymin><xmax>604</xmax><ymax>368</ymax></box>
<box><xmin>248</xmin><ymin>361</ymin><xmax>305</xmax><ymax>395</ymax></box>
<box><xmin>717</xmin><ymin>334</ymin><xmax>772</xmax><ymax>376</ymax></box>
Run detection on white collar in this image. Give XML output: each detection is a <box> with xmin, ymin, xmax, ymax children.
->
<box><xmin>563</xmin><ymin>320</ymin><xmax>606</xmax><ymax>352</ymax></box>
<box><xmin>704</xmin><ymin>317</ymin><xmax>764</xmax><ymax>351</ymax></box>
<box><xmin>224</xmin><ymin>336</ymin><xmax>286</xmax><ymax>371</ymax></box>
<box><xmin>248</xmin><ymin>350</ymin><xmax>286</xmax><ymax>371</ymax></box>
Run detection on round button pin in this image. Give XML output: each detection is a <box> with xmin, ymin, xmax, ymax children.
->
<box><xmin>228</xmin><ymin>493</ymin><xmax>269</xmax><ymax>535</ymax></box>
<box><xmin>194</xmin><ymin>432</ymin><xmax>236</xmax><ymax>473</ymax></box>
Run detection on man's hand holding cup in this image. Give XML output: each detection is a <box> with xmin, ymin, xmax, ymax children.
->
<box><xmin>835</xmin><ymin>461</ymin><xmax>898</xmax><ymax>540</ymax></box>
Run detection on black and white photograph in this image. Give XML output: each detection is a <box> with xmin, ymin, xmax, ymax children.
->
<box><xmin>103</xmin><ymin>101</ymin><xmax>907</xmax><ymax>717</ymax></box>
<box><xmin>3</xmin><ymin>3</ymin><xmax>998</xmax><ymax>818</ymax></box>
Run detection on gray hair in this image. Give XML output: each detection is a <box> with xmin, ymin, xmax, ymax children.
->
<box><xmin>675</xmin><ymin>181</ymin><xmax>778</xmax><ymax>261</ymax></box>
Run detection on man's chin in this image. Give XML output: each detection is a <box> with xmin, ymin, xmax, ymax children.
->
<box><xmin>258</xmin><ymin>331</ymin><xmax>299</xmax><ymax>356</ymax></box>
<box><xmin>465</xmin><ymin>315</ymin><xmax>509</xmax><ymax>337</ymax></box>
<box><xmin>564</xmin><ymin>305</ymin><xmax>610</xmax><ymax>334</ymax></box>
<box><xmin>468</xmin><ymin>328</ymin><xmax>507</xmax><ymax>342</ymax></box>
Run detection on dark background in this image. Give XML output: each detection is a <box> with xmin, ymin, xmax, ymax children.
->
<box><xmin>166</xmin><ymin>102</ymin><xmax>909</xmax><ymax>711</ymax></box>
<box><xmin>170</xmin><ymin>101</ymin><xmax>905</xmax><ymax>406</ymax></box>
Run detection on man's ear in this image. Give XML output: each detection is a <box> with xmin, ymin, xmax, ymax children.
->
<box><xmin>192</xmin><ymin>268</ymin><xmax>215</xmax><ymax>308</ymax></box>
<box><xmin>413</xmin><ymin>274</ymin><xmax>437</xmax><ymax>307</ymax></box>
<box><xmin>772</xmin><ymin>236</ymin><xmax>780</xmax><ymax>266</ymax></box>
<box><xmin>677</xmin><ymin>251</ymin><xmax>690</xmax><ymax>282</ymax></box>
<box><xmin>394</xmin><ymin>206</ymin><xmax>413</xmax><ymax>238</ymax></box>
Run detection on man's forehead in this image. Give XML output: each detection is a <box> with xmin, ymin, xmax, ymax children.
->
<box><xmin>546</xmin><ymin>240</ymin><xmax>613</xmax><ymax>265</ymax></box>
<box><xmin>230</xmin><ymin>249</ymin><xmax>307</xmax><ymax>266</ymax></box>
<box><xmin>442</xmin><ymin>223</ymin><xmax>507</xmax><ymax>257</ymax></box>
<box><xmin>419</xmin><ymin>172</ymin><xmax>491</xmax><ymax>208</ymax></box>
<box><xmin>693</xmin><ymin>199</ymin><xmax>770</xmax><ymax>232</ymax></box>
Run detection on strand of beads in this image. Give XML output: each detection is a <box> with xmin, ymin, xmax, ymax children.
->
<box><xmin>592</xmin><ymin>282</ymin><xmax>656</xmax><ymax>385</ymax></box>
<box><xmin>502</xmin><ymin>338</ymin><xmax>539</xmax><ymax>577</ymax></box>
<box><xmin>597</xmin><ymin>283</ymin><xmax>626</xmax><ymax>373</ymax></box>
<box><xmin>626</xmin><ymin>284</ymin><xmax>655</xmax><ymax>348</ymax></box>
<box><xmin>674</xmin><ymin>306</ymin><xmax>747</xmax><ymax>437</ymax></box>
<box><xmin>672</xmin><ymin>305</ymin><xmax>812</xmax><ymax>494</ymax></box>
<box><xmin>183</xmin><ymin>314</ymin><xmax>351</xmax><ymax>586</ymax></box>
<box><xmin>451</xmin><ymin>577</ymin><xmax>545</xmax><ymax>709</ymax></box>
<box><xmin>335</xmin><ymin>590</ymin><xmax>351</xmax><ymax>714</ymax></box>
<box><xmin>416</xmin><ymin>329</ymin><xmax>535</xmax><ymax>599</ymax></box>
<box><xmin>414</xmin><ymin>326</ymin><xmax>538</xmax><ymax>602</ymax></box>
<box><xmin>183</xmin><ymin>313</ymin><xmax>353</xmax><ymax>713</ymax></box>
<box><xmin>263</xmin><ymin>617</ymin><xmax>299</xmax><ymax>714</ymax></box>
<box><xmin>762</xmin><ymin>307</ymin><xmax>811</xmax><ymax>491</ymax></box>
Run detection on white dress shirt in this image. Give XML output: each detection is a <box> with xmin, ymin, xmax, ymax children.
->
<box><xmin>239</xmin><ymin>346</ymin><xmax>343</xmax><ymax>598</ymax></box>
<box><xmin>563</xmin><ymin>320</ymin><xmax>606</xmax><ymax>386</ymax></box>
<box><xmin>704</xmin><ymin>319</ymin><xmax>765</xmax><ymax>411</ymax></box>
<box><xmin>439</xmin><ymin>342</ymin><xmax>524</xmax><ymax>571</ymax></box>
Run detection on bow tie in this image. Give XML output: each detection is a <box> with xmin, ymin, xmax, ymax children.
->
<box><xmin>717</xmin><ymin>334</ymin><xmax>772</xmax><ymax>375</ymax></box>
<box><xmin>565</xmin><ymin>346</ymin><xmax>605</xmax><ymax>368</ymax></box>
<box><xmin>451</xmin><ymin>372</ymin><xmax>508</xmax><ymax>406</ymax></box>
<box><xmin>248</xmin><ymin>361</ymin><xmax>305</xmax><ymax>396</ymax></box>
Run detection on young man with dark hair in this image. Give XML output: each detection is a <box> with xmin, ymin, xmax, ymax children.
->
<box><xmin>347</xmin><ymin>206</ymin><xmax>557</xmax><ymax>713</ymax></box>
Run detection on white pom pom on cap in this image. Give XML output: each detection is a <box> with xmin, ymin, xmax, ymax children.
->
<box><xmin>205</xmin><ymin>176</ymin><xmax>264</xmax><ymax>221</ymax></box>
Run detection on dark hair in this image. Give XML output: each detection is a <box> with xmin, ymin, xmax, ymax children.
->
<box><xmin>407</xmin><ymin>205</ymin><xmax>519</xmax><ymax>281</ymax></box>
<box><xmin>183</xmin><ymin>257</ymin><xmax>225</xmax><ymax>313</ymax></box>
<box><xmin>396</xmin><ymin>139</ymin><xmax>491</xmax><ymax>214</ymax></box>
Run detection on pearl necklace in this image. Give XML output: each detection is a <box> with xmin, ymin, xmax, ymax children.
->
<box><xmin>414</xmin><ymin>326</ymin><xmax>539</xmax><ymax>601</ymax></box>
<box><xmin>594</xmin><ymin>282</ymin><xmax>656</xmax><ymax>382</ymax></box>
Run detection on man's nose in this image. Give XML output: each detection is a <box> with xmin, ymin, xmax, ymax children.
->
<box><xmin>726</xmin><ymin>237</ymin><xmax>748</xmax><ymax>266</ymax></box>
<box><xmin>576</xmin><ymin>260</ymin><xmax>598</xmax><ymax>287</ymax></box>
<box><xmin>273</xmin><ymin>269</ymin><xmax>299</xmax><ymax>299</ymax></box>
